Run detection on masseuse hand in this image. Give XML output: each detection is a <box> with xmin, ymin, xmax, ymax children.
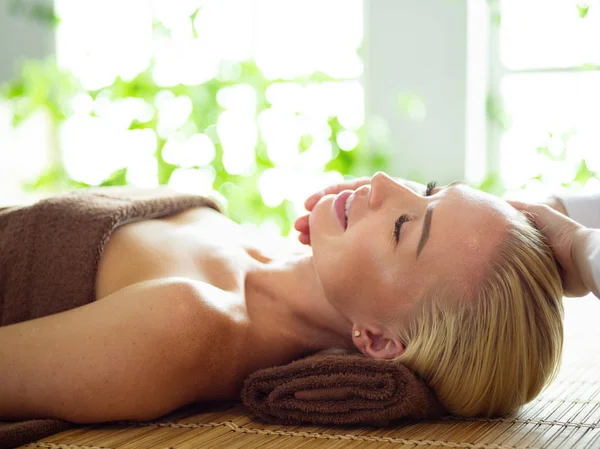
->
<box><xmin>294</xmin><ymin>176</ymin><xmax>426</xmax><ymax>245</ymax></box>
<box><xmin>509</xmin><ymin>199</ymin><xmax>591</xmax><ymax>297</ymax></box>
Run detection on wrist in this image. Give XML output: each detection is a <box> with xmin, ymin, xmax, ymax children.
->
<box><xmin>573</xmin><ymin>227</ymin><xmax>598</xmax><ymax>297</ymax></box>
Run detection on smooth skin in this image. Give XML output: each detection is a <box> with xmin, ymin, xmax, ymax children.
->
<box><xmin>0</xmin><ymin>278</ymin><xmax>236</xmax><ymax>422</ymax></box>
<box><xmin>295</xmin><ymin>177</ymin><xmax>428</xmax><ymax>246</ymax></box>
<box><xmin>306</xmin><ymin>173</ymin><xmax>514</xmax><ymax>334</ymax></box>
<box><xmin>296</xmin><ymin>177</ymin><xmax>599</xmax><ymax>299</ymax></box>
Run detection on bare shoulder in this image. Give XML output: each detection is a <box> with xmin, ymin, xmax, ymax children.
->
<box><xmin>0</xmin><ymin>278</ymin><xmax>244</xmax><ymax>423</ymax></box>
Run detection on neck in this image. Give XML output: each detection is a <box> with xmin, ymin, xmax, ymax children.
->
<box><xmin>243</xmin><ymin>251</ymin><xmax>356</xmax><ymax>364</ymax></box>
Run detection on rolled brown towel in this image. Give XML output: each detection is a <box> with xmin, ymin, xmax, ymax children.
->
<box><xmin>241</xmin><ymin>350</ymin><xmax>447</xmax><ymax>426</ymax></box>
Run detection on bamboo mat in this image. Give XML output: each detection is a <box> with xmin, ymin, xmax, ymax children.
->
<box><xmin>18</xmin><ymin>296</ymin><xmax>600</xmax><ymax>449</ymax></box>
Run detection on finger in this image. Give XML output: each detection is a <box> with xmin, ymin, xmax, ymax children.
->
<box><xmin>304</xmin><ymin>189</ymin><xmax>327</xmax><ymax>212</ymax></box>
<box><xmin>294</xmin><ymin>214</ymin><xmax>309</xmax><ymax>233</ymax></box>
<box><xmin>507</xmin><ymin>201</ymin><xmax>544</xmax><ymax>226</ymax></box>
<box><xmin>507</xmin><ymin>200</ymin><xmax>543</xmax><ymax>217</ymax></box>
<box><xmin>295</xmin><ymin>387</ymin><xmax>354</xmax><ymax>401</ymax></box>
<box><xmin>304</xmin><ymin>177</ymin><xmax>371</xmax><ymax>211</ymax></box>
<box><xmin>507</xmin><ymin>200</ymin><xmax>529</xmax><ymax>211</ymax></box>
<box><xmin>298</xmin><ymin>233</ymin><xmax>311</xmax><ymax>246</ymax></box>
<box><xmin>507</xmin><ymin>200</ymin><xmax>548</xmax><ymax>216</ymax></box>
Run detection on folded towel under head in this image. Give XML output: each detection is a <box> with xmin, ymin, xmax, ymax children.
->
<box><xmin>241</xmin><ymin>350</ymin><xmax>446</xmax><ymax>426</ymax></box>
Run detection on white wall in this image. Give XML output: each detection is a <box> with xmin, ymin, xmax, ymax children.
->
<box><xmin>0</xmin><ymin>1</ymin><xmax>54</xmax><ymax>83</ymax></box>
<box><xmin>364</xmin><ymin>0</ymin><xmax>487</xmax><ymax>185</ymax></box>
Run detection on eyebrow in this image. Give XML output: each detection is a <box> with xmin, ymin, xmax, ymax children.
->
<box><xmin>415</xmin><ymin>181</ymin><xmax>464</xmax><ymax>259</ymax></box>
<box><xmin>416</xmin><ymin>205</ymin><xmax>433</xmax><ymax>259</ymax></box>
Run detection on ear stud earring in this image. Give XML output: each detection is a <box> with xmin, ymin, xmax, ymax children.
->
<box><xmin>354</xmin><ymin>330</ymin><xmax>361</xmax><ymax>337</ymax></box>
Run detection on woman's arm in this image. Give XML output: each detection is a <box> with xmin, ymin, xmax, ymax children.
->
<box><xmin>548</xmin><ymin>193</ymin><xmax>600</xmax><ymax>229</ymax></box>
<box><xmin>0</xmin><ymin>278</ymin><xmax>234</xmax><ymax>423</ymax></box>
<box><xmin>573</xmin><ymin>227</ymin><xmax>600</xmax><ymax>299</ymax></box>
<box><xmin>510</xmin><ymin>201</ymin><xmax>600</xmax><ymax>298</ymax></box>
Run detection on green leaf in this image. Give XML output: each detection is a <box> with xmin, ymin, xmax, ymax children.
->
<box><xmin>578</xmin><ymin>63</ymin><xmax>599</xmax><ymax>72</ymax></box>
<box><xmin>475</xmin><ymin>172</ymin><xmax>505</xmax><ymax>196</ymax></box>
<box><xmin>491</xmin><ymin>11</ymin><xmax>502</xmax><ymax>26</ymax></box>
<box><xmin>574</xmin><ymin>160</ymin><xmax>596</xmax><ymax>185</ymax></box>
<box><xmin>486</xmin><ymin>93</ymin><xmax>511</xmax><ymax>131</ymax></box>
<box><xmin>299</xmin><ymin>134</ymin><xmax>314</xmax><ymax>153</ymax></box>
<box><xmin>100</xmin><ymin>168</ymin><xmax>128</xmax><ymax>187</ymax></box>
<box><xmin>577</xmin><ymin>4</ymin><xmax>589</xmax><ymax>18</ymax></box>
<box><xmin>7</xmin><ymin>0</ymin><xmax>59</xmax><ymax>28</ymax></box>
<box><xmin>21</xmin><ymin>164</ymin><xmax>75</xmax><ymax>193</ymax></box>
<box><xmin>6</xmin><ymin>80</ymin><xmax>25</xmax><ymax>99</ymax></box>
<box><xmin>67</xmin><ymin>180</ymin><xmax>90</xmax><ymax>189</ymax></box>
<box><xmin>487</xmin><ymin>0</ymin><xmax>502</xmax><ymax>27</ymax></box>
<box><xmin>12</xmin><ymin>109</ymin><xmax>30</xmax><ymax>127</ymax></box>
<box><xmin>190</xmin><ymin>8</ymin><xmax>201</xmax><ymax>39</ymax></box>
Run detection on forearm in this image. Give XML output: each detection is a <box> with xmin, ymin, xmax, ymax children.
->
<box><xmin>550</xmin><ymin>193</ymin><xmax>600</xmax><ymax>228</ymax></box>
<box><xmin>574</xmin><ymin>228</ymin><xmax>600</xmax><ymax>299</ymax></box>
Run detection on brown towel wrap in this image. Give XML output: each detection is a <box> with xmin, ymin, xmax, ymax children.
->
<box><xmin>0</xmin><ymin>187</ymin><xmax>221</xmax><ymax>448</ymax></box>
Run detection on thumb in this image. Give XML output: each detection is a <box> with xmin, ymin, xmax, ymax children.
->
<box><xmin>507</xmin><ymin>199</ymin><xmax>531</xmax><ymax>211</ymax></box>
<box><xmin>507</xmin><ymin>200</ymin><xmax>543</xmax><ymax>227</ymax></box>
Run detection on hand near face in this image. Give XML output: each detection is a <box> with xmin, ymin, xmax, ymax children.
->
<box><xmin>508</xmin><ymin>200</ymin><xmax>590</xmax><ymax>297</ymax></box>
<box><xmin>294</xmin><ymin>175</ymin><xmax>427</xmax><ymax>246</ymax></box>
<box><xmin>294</xmin><ymin>177</ymin><xmax>371</xmax><ymax>245</ymax></box>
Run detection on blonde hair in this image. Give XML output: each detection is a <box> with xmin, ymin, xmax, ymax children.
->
<box><xmin>395</xmin><ymin>216</ymin><xmax>564</xmax><ymax>417</ymax></box>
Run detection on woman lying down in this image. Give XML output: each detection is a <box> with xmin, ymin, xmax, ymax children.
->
<box><xmin>0</xmin><ymin>171</ymin><xmax>563</xmax><ymax>423</ymax></box>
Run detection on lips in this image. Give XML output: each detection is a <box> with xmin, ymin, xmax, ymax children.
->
<box><xmin>334</xmin><ymin>191</ymin><xmax>353</xmax><ymax>230</ymax></box>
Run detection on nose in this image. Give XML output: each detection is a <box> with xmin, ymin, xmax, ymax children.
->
<box><xmin>369</xmin><ymin>172</ymin><xmax>418</xmax><ymax>209</ymax></box>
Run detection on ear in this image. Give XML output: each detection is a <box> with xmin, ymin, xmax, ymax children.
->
<box><xmin>352</xmin><ymin>325</ymin><xmax>405</xmax><ymax>360</ymax></box>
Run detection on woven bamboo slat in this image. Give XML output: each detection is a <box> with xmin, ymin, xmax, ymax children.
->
<box><xmin>19</xmin><ymin>296</ymin><xmax>600</xmax><ymax>449</ymax></box>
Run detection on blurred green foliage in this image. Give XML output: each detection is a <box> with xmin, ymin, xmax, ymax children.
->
<box><xmin>485</xmin><ymin>90</ymin><xmax>598</xmax><ymax>198</ymax></box>
<box><xmin>1</xmin><ymin>8</ymin><xmax>390</xmax><ymax>236</ymax></box>
<box><xmin>7</xmin><ymin>0</ymin><xmax>58</xmax><ymax>26</ymax></box>
<box><xmin>2</xmin><ymin>1</ymin><xmax>597</xmax><ymax>234</ymax></box>
<box><xmin>577</xmin><ymin>4</ymin><xmax>590</xmax><ymax>18</ymax></box>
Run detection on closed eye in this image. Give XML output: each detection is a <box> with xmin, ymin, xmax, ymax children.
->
<box><xmin>392</xmin><ymin>181</ymin><xmax>436</xmax><ymax>245</ymax></box>
<box><xmin>393</xmin><ymin>214</ymin><xmax>411</xmax><ymax>244</ymax></box>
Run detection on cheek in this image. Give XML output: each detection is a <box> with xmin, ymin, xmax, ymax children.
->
<box><xmin>315</xmin><ymin>219</ymin><xmax>395</xmax><ymax>298</ymax></box>
<box><xmin>315</xmin><ymin>240</ymin><xmax>371</xmax><ymax>301</ymax></box>
<box><xmin>371</xmin><ymin>251</ymin><xmax>420</xmax><ymax>317</ymax></box>
<box><xmin>340</xmin><ymin>240</ymin><xmax>387</xmax><ymax>295</ymax></box>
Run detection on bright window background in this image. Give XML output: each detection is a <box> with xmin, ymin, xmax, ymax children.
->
<box><xmin>498</xmin><ymin>0</ymin><xmax>600</xmax><ymax>200</ymax></box>
<box><xmin>0</xmin><ymin>0</ymin><xmax>364</xmax><ymax>238</ymax></box>
<box><xmin>54</xmin><ymin>0</ymin><xmax>363</xmax><ymax>88</ymax></box>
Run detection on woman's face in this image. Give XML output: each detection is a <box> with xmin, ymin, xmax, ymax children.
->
<box><xmin>310</xmin><ymin>172</ymin><xmax>517</xmax><ymax>325</ymax></box>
